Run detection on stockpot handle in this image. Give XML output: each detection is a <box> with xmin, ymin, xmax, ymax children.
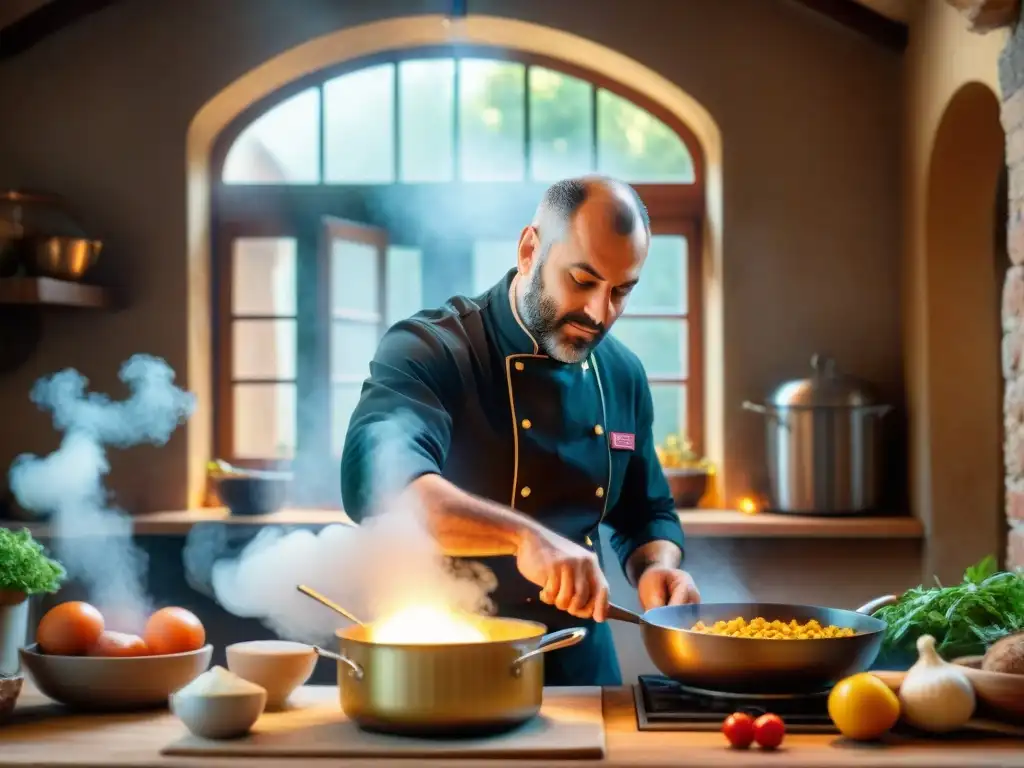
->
<box><xmin>313</xmin><ymin>645</ymin><xmax>364</xmax><ymax>681</ymax></box>
<box><xmin>855</xmin><ymin>594</ymin><xmax>899</xmax><ymax>615</ymax></box>
<box><xmin>512</xmin><ymin>627</ymin><xmax>588</xmax><ymax>676</ymax></box>
<box><xmin>742</xmin><ymin>401</ymin><xmax>789</xmax><ymax>427</ymax></box>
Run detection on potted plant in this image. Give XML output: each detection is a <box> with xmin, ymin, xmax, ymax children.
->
<box><xmin>656</xmin><ymin>434</ymin><xmax>716</xmax><ymax>508</ymax></box>
<box><xmin>0</xmin><ymin>528</ymin><xmax>65</xmax><ymax>677</ymax></box>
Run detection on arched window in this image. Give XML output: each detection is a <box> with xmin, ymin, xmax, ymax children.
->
<box><xmin>212</xmin><ymin>48</ymin><xmax>705</xmax><ymax>499</ymax></box>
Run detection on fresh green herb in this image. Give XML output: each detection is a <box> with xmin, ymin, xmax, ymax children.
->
<box><xmin>873</xmin><ymin>555</ymin><xmax>1024</xmax><ymax>659</ymax></box>
<box><xmin>0</xmin><ymin>528</ymin><xmax>65</xmax><ymax>596</ymax></box>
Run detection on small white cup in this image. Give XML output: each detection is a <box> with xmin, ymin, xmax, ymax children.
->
<box><xmin>170</xmin><ymin>687</ymin><xmax>267</xmax><ymax>740</ymax></box>
<box><xmin>226</xmin><ymin>640</ymin><xmax>317</xmax><ymax>711</ymax></box>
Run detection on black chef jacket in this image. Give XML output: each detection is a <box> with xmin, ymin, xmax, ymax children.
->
<box><xmin>340</xmin><ymin>268</ymin><xmax>686</xmax><ymax>686</ymax></box>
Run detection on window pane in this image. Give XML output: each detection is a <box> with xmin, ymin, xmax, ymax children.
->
<box><xmin>324</xmin><ymin>64</ymin><xmax>395</xmax><ymax>183</ymax></box>
<box><xmin>528</xmin><ymin>67</ymin><xmax>594</xmax><ymax>181</ymax></box>
<box><xmin>628</xmin><ymin>235</ymin><xmax>687</xmax><ymax>314</ymax></box>
<box><xmin>459</xmin><ymin>59</ymin><xmax>526</xmax><ymax>181</ymax></box>
<box><xmin>387</xmin><ymin>246</ymin><xmax>423</xmax><ymax>325</ymax></box>
<box><xmin>650</xmin><ymin>383</ymin><xmax>687</xmax><ymax>448</ymax></box>
<box><xmin>223</xmin><ymin>88</ymin><xmax>320</xmax><ymax>184</ymax></box>
<box><xmin>331</xmin><ymin>239</ymin><xmax>380</xmax><ymax>315</ymax></box>
<box><xmin>232</xmin><ymin>320</ymin><xmax>297</xmax><ymax>380</ymax></box>
<box><xmin>611</xmin><ymin>318</ymin><xmax>687</xmax><ymax>377</ymax></box>
<box><xmin>597</xmin><ymin>89</ymin><xmax>694</xmax><ymax>183</ymax></box>
<box><xmin>331</xmin><ymin>321</ymin><xmax>380</xmax><ymax>379</ymax></box>
<box><xmin>472</xmin><ymin>240</ymin><xmax>517</xmax><ymax>295</ymax></box>
<box><xmin>233</xmin><ymin>383</ymin><xmax>296</xmax><ymax>459</ymax></box>
<box><xmin>399</xmin><ymin>59</ymin><xmax>455</xmax><ymax>182</ymax></box>
<box><xmin>332</xmin><ymin>383</ymin><xmax>364</xmax><ymax>458</ymax></box>
<box><xmin>232</xmin><ymin>238</ymin><xmax>297</xmax><ymax>317</ymax></box>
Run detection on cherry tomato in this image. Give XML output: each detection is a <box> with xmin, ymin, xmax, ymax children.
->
<box><xmin>753</xmin><ymin>713</ymin><xmax>786</xmax><ymax>749</ymax></box>
<box><xmin>721</xmin><ymin>712</ymin><xmax>756</xmax><ymax>749</ymax></box>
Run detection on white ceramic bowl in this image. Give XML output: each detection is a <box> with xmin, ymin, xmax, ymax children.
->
<box><xmin>19</xmin><ymin>643</ymin><xmax>213</xmax><ymax>711</ymax></box>
<box><xmin>226</xmin><ymin>640</ymin><xmax>316</xmax><ymax>710</ymax></box>
<box><xmin>170</xmin><ymin>687</ymin><xmax>267</xmax><ymax>740</ymax></box>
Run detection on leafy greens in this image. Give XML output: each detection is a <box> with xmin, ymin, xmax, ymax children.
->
<box><xmin>0</xmin><ymin>528</ymin><xmax>65</xmax><ymax>597</ymax></box>
<box><xmin>873</xmin><ymin>555</ymin><xmax>1024</xmax><ymax>659</ymax></box>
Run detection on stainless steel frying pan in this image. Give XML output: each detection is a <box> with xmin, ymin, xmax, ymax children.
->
<box><xmin>607</xmin><ymin>595</ymin><xmax>897</xmax><ymax>694</ymax></box>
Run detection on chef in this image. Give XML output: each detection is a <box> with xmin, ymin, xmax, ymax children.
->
<box><xmin>340</xmin><ymin>175</ymin><xmax>700</xmax><ymax>687</ymax></box>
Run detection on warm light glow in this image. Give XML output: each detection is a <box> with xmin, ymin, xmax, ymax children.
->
<box><xmin>370</xmin><ymin>605</ymin><xmax>487</xmax><ymax>645</ymax></box>
<box><xmin>737</xmin><ymin>496</ymin><xmax>759</xmax><ymax>515</ymax></box>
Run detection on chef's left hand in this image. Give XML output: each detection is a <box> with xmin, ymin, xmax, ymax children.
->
<box><xmin>637</xmin><ymin>567</ymin><xmax>701</xmax><ymax>610</ymax></box>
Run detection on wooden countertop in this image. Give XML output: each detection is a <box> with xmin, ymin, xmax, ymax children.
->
<box><xmin>0</xmin><ymin>508</ymin><xmax>924</xmax><ymax>540</ymax></box>
<box><xmin>0</xmin><ymin>684</ymin><xmax>1018</xmax><ymax>767</ymax></box>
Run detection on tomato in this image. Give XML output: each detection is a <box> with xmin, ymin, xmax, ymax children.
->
<box><xmin>721</xmin><ymin>712</ymin><xmax>756</xmax><ymax>748</ymax></box>
<box><xmin>88</xmin><ymin>631</ymin><xmax>150</xmax><ymax>657</ymax></box>
<box><xmin>143</xmin><ymin>607</ymin><xmax>206</xmax><ymax>655</ymax></box>
<box><xmin>753</xmin><ymin>713</ymin><xmax>786</xmax><ymax>749</ymax></box>
<box><xmin>36</xmin><ymin>601</ymin><xmax>105</xmax><ymax>656</ymax></box>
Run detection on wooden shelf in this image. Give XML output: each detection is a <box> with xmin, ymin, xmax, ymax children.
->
<box><xmin>1</xmin><ymin>507</ymin><xmax>925</xmax><ymax>540</ymax></box>
<box><xmin>677</xmin><ymin>509</ymin><xmax>925</xmax><ymax>539</ymax></box>
<box><xmin>0</xmin><ymin>276</ymin><xmax>110</xmax><ymax>308</ymax></box>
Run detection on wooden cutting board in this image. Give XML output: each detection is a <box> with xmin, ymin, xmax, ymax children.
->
<box><xmin>160</xmin><ymin>685</ymin><xmax>605</xmax><ymax>760</ymax></box>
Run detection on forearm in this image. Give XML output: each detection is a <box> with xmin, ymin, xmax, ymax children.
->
<box><xmin>406</xmin><ymin>473</ymin><xmax>547</xmax><ymax>556</ymax></box>
<box><xmin>625</xmin><ymin>539</ymin><xmax>682</xmax><ymax>586</ymax></box>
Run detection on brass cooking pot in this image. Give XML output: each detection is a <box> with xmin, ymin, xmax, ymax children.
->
<box><xmin>315</xmin><ymin>616</ymin><xmax>586</xmax><ymax>736</ymax></box>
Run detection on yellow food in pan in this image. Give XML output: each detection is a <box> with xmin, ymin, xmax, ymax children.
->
<box><xmin>689</xmin><ymin>617</ymin><xmax>856</xmax><ymax>639</ymax></box>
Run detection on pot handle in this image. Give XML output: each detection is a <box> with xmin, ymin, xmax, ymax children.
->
<box><xmin>313</xmin><ymin>645</ymin><xmax>364</xmax><ymax>681</ymax></box>
<box><xmin>742</xmin><ymin>401</ymin><xmax>788</xmax><ymax>428</ymax></box>
<box><xmin>511</xmin><ymin>627</ymin><xmax>588</xmax><ymax>676</ymax></box>
<box><xmin>855</xmin><ymin>594</ymin><xmax>900</xmax><ymax>615</ymax></box>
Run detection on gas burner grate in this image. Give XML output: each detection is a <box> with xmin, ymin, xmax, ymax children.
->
<box><xmin>634</xmin><ymin>675</ymin><xmax>838</xmax><ymax>733</ymax></box>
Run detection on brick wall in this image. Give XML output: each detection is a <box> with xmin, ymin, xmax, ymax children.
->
<box><xmin>1001</xmin><ymin>5</ymin><xmax>1024</xmax><ymax>567</ymax></box>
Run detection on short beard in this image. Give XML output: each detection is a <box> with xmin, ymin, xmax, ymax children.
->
<box><xmin>517</xmin><ymin>262</ymin><xmax>603</xmax><ymax>364</ymax></box>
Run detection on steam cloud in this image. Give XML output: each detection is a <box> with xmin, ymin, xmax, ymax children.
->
<box><xmin>182</xmin><ymin>409</ymin><xmax>497</xmax><ymax>644</ymax></box>
<box><xmin>8</xmin><ymin>354</ymin><xmax>196</xmax><ymax>633</ymax></box>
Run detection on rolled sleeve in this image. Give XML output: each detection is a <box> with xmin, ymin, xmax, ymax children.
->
<box><xmin>603</xmin><ymin>385</ymin><xmax>686</xmax><ymax>572</ymax></box>
<box><xmin>340</xmin><ymin>319</ymin><xmax>462</xmax><ymax>522</ymax></box>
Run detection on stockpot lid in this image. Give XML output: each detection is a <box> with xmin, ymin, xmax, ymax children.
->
<box><xmin>767</xmin><ymin>354</ymin><xmax>881</xmax><ymax>408</ymax></box>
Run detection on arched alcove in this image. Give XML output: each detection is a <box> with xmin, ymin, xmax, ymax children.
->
<box><xmin>184</xmin><ymin>15</ymin><xmax>724</xmax><ymax>506</ymax></box>
<box><xmin>923</xmin><ymin>81</ymin><xmax>1005</xmax><ymax>582</ymax></box>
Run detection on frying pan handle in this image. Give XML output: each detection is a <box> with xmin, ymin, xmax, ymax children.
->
<box><xmin>606</xmin><ymin>602</ymin><xmax>643</xmax><ymax>624</ymax></box>
<box><xmin>855</xmin><ymin>594</ymin><xmax>900</xmax><ymax>615</ymax></box>
<box><xmin>511</xmin><ymin>627</ymin><xmax>588</xmax><ymax>676</ymax></box>
<box><xmin>313</xmin><ymin>645</ymin><xmax>364</xmax><ymax>681</ymax></box>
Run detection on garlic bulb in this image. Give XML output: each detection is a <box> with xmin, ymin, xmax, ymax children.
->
<box><xmin>898</xmin><ymin>634</ymin><xmax>976</xmax><ymax>732</ymax></box>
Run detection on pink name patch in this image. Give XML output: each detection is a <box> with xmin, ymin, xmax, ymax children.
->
<box><xmin>610</xmin><ymin>432</ymin><xmax>635</xmax><ymax>451</ymax></box>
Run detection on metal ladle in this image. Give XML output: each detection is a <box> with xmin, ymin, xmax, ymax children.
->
<box><xmin>295</xmin><ymin>584</ymin><xmax>368</xmax><ymax>679</ymax></box>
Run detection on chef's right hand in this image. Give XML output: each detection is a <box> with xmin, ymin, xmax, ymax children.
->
<box><xmin>515</xmin><ymin>527</ymin><xmax>610</xmax><ymax>622</ymax></box>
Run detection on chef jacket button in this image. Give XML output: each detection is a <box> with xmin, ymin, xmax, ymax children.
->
<box><xmin>595</xmin><ymin>487</ymin><xmax>605</xmax><ymax>498</ymax></box>
<box><xmin>521</xmin><ymin>419</ymin><xmax>532</xmax><ymax>429</ymax></box>
<box><xmin>521</xmin><ymin>486</ymin><xmax>532</xmax><ymax>498</ymax></box>
<box><xmin>514</xmin><ymin>361</ymin><xmax>525</xmax><ymax>371</ymax></box>
<box><xmin>594</xmin><ymin>425</ymin><xmax>604</xmax><ymax>436</ymax></box>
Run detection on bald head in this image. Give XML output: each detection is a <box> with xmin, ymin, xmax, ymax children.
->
<box><xmin>532</xmin><ymin>176</ymin><xmax>650</xmax><ymax>254</ymax></box>
<box><xmin>515</xmin><ymin>176</ymin><xmax>651</xmax><ymax>363</ymax></box>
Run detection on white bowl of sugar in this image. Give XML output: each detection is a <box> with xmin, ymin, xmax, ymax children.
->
<box><xmin>170</xmin><ymin>665</ymin><xmax>267</xmax><ymax>740</ymax></box>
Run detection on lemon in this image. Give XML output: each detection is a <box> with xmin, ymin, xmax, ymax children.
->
<box><xmin>828</xmin><ymin>673</ymin><xmax>901</xmax><ymax>740</ymax></box>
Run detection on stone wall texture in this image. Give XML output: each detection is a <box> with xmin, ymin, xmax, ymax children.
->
<box><xmin>1001</xmin><ymin>3</ymin><xmax>1024</xmax><ymax>567</ymax></box>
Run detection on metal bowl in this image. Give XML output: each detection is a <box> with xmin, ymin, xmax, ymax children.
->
<box><xmin>23</xmin><ymin>236</ymin><xmax>102</xmax><ymax>281</ymax></box>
